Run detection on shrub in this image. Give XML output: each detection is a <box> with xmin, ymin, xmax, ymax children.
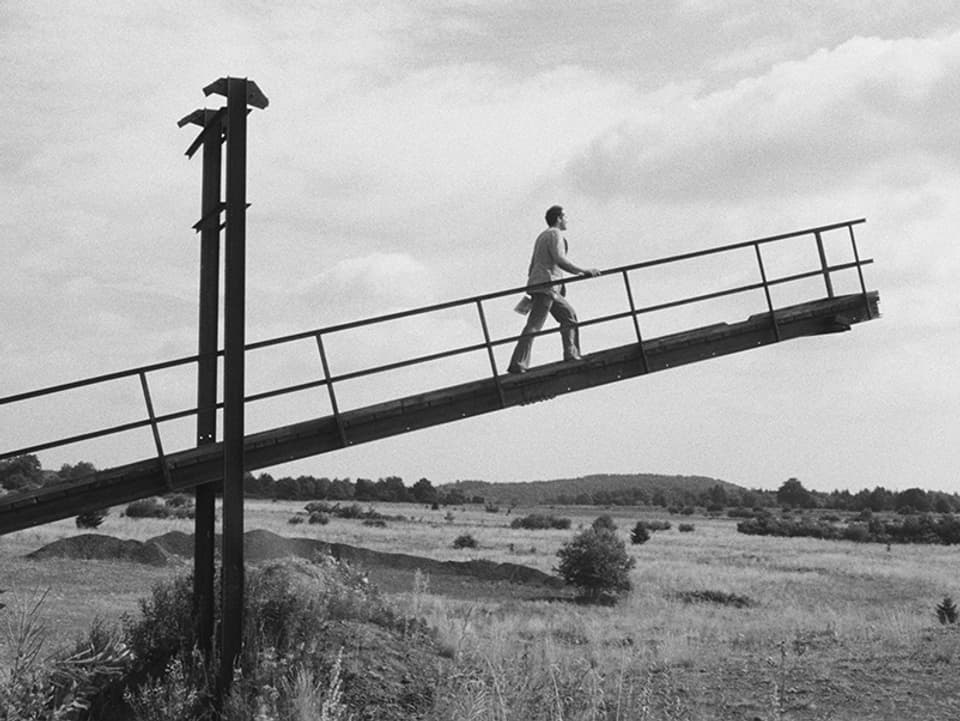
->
<box><xmin>288</xmin><ymin>514</ymin><xmax>305</xmax><ymax>524</ymax></box>
<box><xmin>630</xmin><ymin>522</ymin><xmax>650</xmax><ymax>545</ymax></box>
<box><xmin>643</xmin><ymin>520</ymin><xmax>672</xmax><ymax>532</ymax></box>
<box><xmin>76</xmin><ymin>508</ymin><xmax>109</xmax><ymax>529</ymax></box>
<box><xmin>124</xmin><ymin>497</ymin><xmax>195</xmax><ymax>520</ymax></box>
<box><xmin>362</xmin><ymin>518</ymin><xmax>387</xmax><ymax>528</ymax></box>
<box><xmin>738</xmin><ymin>512</ymin><xmax>960</xmax><ymax>546</ymax></box>
<box><xmin>555</xmin><ymin>528</ymin><xmax>636</xmax><ymax>602</ymax></box>
<box><xmin>675</xmin><ymin>589</ymin><xmax>754</xmax><ymax>608</ymax></box>
<box><xmin>452</xmin><ymin>533</ymin><xmax>478</xmax><ymax>549</ymax></box>
<box><xmin>164</xmin><ymin>493</ymin><xmax>192</xmax><ymax>508</ymax></box>
<box><xmin>125</xmin><ymin>498</ymin><xmax>169</xmax><ymax>519</ymax></box>
<box><xmin>678</xmin><ymin>523</ymin><xmax>695</xmax><ymax>533</ymax></box>
<box><xmin>592</xmin><ymin>514</ymin><xmax>617</xmax><ymax>532</ymax></box>
<box><xmin>937</xmin><ymin>596</ymin><xmax>959</xmax><ymax>625</ymax></box>
<box><xmin>510</xmin><ymin>513</ymin><xmax>571</xmax><ymax>530</ymax></box>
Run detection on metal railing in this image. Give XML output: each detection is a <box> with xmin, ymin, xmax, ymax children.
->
<box><xmin>0</xmin><ymin>218</ymin><xmax>872</xmax><ymax>464</ymax></box>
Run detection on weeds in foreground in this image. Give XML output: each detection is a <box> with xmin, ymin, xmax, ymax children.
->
<box><xmin>1</xmin><ymin>590</ymin><xmax>132</xmax><ymax>720</ymax></box>
<box><xmin>429</xmin><ymin>643</ymin><xmax>693</xmax><ymax>721</ymax></box>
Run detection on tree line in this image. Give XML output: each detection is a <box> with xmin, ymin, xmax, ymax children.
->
<box><xmin>550</xmin><ymin>477</ymin><xmax>960</xmax><ymax>514</ymax></box>
<box><xmin>2</xmin><ymin>456</ymin><xmax>958</xmax><ymax>513</ymax></box>
<box><xmin>0</xmin><ymin>455</ymin><xmax>478</xmax><ymax>506</ymax></box>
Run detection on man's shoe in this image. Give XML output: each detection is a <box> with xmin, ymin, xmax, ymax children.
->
<box><xmin>565</xmin><ymin>353</ymin><xmax>583</xmax><ymax>362</ymax></box>
<box><xmin>507</xmin><ymin>365</ymin><xmax>527</xmax><ymax>374</ymax></box>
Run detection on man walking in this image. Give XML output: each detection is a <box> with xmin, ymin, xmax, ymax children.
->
<box><xmin>507</xmin><ymin>205</ymin><xmax>600</xmax><ymax>374</ymax></box>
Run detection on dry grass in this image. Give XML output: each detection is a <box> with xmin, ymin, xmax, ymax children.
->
<box><xmin>4</xmin><ymin>500</ymin><xmax>960</xmax><ymax>719</ymax></box>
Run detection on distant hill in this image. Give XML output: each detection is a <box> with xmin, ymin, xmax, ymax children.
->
<box><xmin>438</xmin><ymin>473</ymin><xmax>745</xmax><ymax>507</ymax></box>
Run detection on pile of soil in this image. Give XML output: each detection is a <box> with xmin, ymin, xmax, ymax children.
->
<box><xmin>26</xmin><ymin>533</ymin><xmax>171</xmax><ymax>566</ymax></box>
<box><xmin>26</xmin><ymin>529</ymin><xmax>569</xmax><ymax>600</ymax></box>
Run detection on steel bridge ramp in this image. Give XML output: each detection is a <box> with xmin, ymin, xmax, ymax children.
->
<box><xmin>0</xmin><ymin>290</ymin><xmax>878</xmax><ymax>534</ymax></box>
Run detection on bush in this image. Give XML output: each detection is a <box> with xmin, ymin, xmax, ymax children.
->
<box><xmin>678</xmin><ymin>523</ymin><xmax>695</xmax><ymax>533</ymax></box>
<box><xmin>937</xmin><ymin>596</ymin><xmax>959</xmax><ymax>625</ymax></box>
<box><xmin>738</xmin><ymin>512</ymin><xmax>960</xmax><ymax>545</ymax></box>
<box><xmin>125</xmin><ymin>498</ymin><xmax>169</xmax><ymax>519</ymax></box>
<box><xmin>510</xmin><ymin>513</ymin><xmax>571</xmax><ymax>530</ymax></box>
<box><xmin>307</xmin><ymin>512</ymin><xmax>329</xmax><ymax>525</ymax></box>
<box><xmin>288</xmin><ymin>514</ymin><xmax>305</xmax><ymax>524</ymax></box>
<box><xmin>164</xmin><ymin>493</ymin><xmax>192</xmax><ymax>508</ymax></box>
<box><xmin>629</xmin><ymin>522</ymin><xmax>650</xmax><ymax>545</ymax></box>
<box><xmin>643</xmin><ymin>520</ymin><xmax>671</xmax><ymax>532</ymax></box>
<box><xmin>556</xmin><ymin>528</ymin><xmax>636</xmax><ymax>602</ymax></box>
<box><xmin>592</xmin><ymin>514</ymin><xmax>617</xmax><ymax>532</ymax></box>
<box><xmin>452</xmin><ymin>533</ymin><xmax>478</xmax><ymax>549</ymax></box>
<box><xmin>76</xmin><ymin>508</ymin><xmax>109</xmax><ymax>529</ymax></box>
<box><xmin>124</xmin><ymin>497</ymin><xmax>195</xmax><ymax>520</ymax></box>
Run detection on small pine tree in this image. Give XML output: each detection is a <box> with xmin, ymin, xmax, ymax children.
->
<box><xmin>556</xmin><ymin>528</ymin><xmax>636</xmax><ymax>602</ymax></box>
<box><xmin>75</xmin><ymin>508</ymin><xmax>109</xmax><ymax>529</ymax></box>
<box><xmin>937</xmin><ymin>596</ymin><xmax>958</xmax><ymax>625</ymax></box>
<box><xmin>630</xmin><ymin>522</ymin><xmax>651</xmax><ymax>545</ymax></box>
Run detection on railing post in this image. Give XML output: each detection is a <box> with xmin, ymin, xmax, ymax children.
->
<box><xmin>814</xmin><ymin>231</ymin><xmax>835</xmax><ymax>298</ymax></box>
<box><xmin>848</xmin><ymin>224</ymin><xmax>872</xmax><ymax>319</ymax></box>
<box><xmin>315</xmin><ymin>333</ymin><xmax>348</xmax><ymax>446</ymax></box>
<box><xmin>754</xmin><ymin>244</ymin><xmax>781</xmax><ymax>342</ymax></box>
<box><xmin>621</xmin><ymin>270</ymin><xmax>649</xmax><ymax>373</ymax></box>
<box><xmin>138</xmin><ymin>372</ymin><xmax>173</xmax><ymax>489</ymax></box>
<box><xmin>475</xmin><ymin>300</ymin><xmax>506</xmax><ymax>407</ymax></box>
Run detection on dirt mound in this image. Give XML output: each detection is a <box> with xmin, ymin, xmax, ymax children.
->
<box><xmin>146</xmin><ymin>530</ymin><xmax>194</xmax><ymax>558</ymax></box>
<box><xmin>245</xmin><ymin>558</ymin><xmax>451</xmax><ymax>721</ymax></box>
<box><xmin>28</xmin><ymin>529</ymin><xmax>564</xmax><ymax>593</ymax></box>
<box><xmin>27</xmin><ymin>533</ymin><xmax>170</xmax><ymax>566</ymax></box>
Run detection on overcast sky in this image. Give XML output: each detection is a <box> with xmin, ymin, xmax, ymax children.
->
<box><xmin>2</xmin><ymin>1</ymin><xmax>958</xmax><ymax>494</ymax></box>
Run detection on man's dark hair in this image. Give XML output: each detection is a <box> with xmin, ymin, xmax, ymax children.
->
<box><xmin>545</xmin><ymin>205</ymin><xmax>564</xmax><ymax>227</ymax></box>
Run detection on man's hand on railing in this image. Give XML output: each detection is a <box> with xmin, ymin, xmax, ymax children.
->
<box><xmin>582</xmin><ymin>268</ymin><xmax>601</xmax><ymax>278</ymax></box>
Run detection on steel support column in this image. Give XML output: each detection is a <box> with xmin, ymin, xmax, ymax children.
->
<box><xmin>195</xmin><ymin>108</ymin><xmax>223</xmax><ymax>660</ymax></box>
<box><xmin>220</xmin><ymin>76</ymin><xmax>249</xmax><ymax>689</ymax></box>
<box><xmin>181</xmin><ymin>77</ymin><xmax>267</xmax><ymax>693</ymax></box>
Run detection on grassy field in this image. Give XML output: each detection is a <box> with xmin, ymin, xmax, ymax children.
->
<box><xmin>3</xmin><ymin>500</ymin><xmax>960</xmax><ymax>719</ymax></box>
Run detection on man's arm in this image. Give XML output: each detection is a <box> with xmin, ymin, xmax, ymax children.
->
<box><xmin>554</xmin><ymin>234</ymin><xmax>601</xmax><ymax>277</ymax></box>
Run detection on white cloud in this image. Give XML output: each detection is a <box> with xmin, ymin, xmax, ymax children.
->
<box><xmin>567</xmin><ymin>33</ymin><xmax>960</xmax><ymax>202</ymax></box>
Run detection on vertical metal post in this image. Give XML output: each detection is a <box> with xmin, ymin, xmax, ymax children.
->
<box><xmin>475</xmin><ymin>300</ymin><xmax>506</xmax><ymax>407</ymax></box>
<box><xmin>621</xmin><ymin>270</ymin><xmax>649</xmax><ymax>373</ymax></box>
<box><xmin>138</xmin><ymin>371</ymin><xmax>173</xmax><ymax>490</ymax></box>
<box><xmin>315</xmin><ymin>333</ymin><xmax>348</xmax><ymax>447</ymax></box>
<box><xmin>220</xmin><ymin>77</ymin><xmax>248</xmax><ymax>689</ymax></box>
<box><xmin>848</xmin><ymin>224</ymin><xmax>872</xmax><ymax>320</ymax></box>
<box><xmin>195</xmin><ymin>108</ymin><xmax>223</xmax><ymax>661</ymax></box>
<box><xmin>814</xmin><ymin>231</ymin><xmax>835</xmax><ymax>298</ymax></box>
<box><xmin>754</xmin><ymin>244</ymin><xmax>781</xmax><ymax>342</ymax></box>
